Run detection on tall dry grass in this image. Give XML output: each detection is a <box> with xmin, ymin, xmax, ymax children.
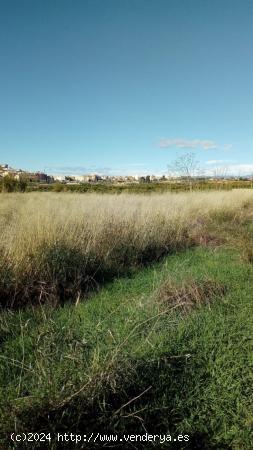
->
<box><xmin>0</xmin><ymin>190</ymin><xmax>252</xmax><ymax>307</ymax></box>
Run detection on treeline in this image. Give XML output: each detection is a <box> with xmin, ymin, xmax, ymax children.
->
<box><xmin>34</xmin><ymin>180</ymin><xmax>253</xmax><ymax>193</ymax></box>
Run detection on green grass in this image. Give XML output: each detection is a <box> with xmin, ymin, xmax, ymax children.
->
<box><xmin>1</xmin><ymin>245</ymin><xmax>253</xmax><ymax>449</ymax></box>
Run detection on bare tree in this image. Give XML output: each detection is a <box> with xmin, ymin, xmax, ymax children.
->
<box><xmin>167</xmin><ymin>153</ymin><xmax>200</xmax><ymax>190</ymax></box>
<box><xmin>212</xmin><ymin>165</ymin><xmax>228</xmax><ymax>180</ymax></box>
<box><xmin>212</xmin><ymin>165</ymin><xmax>228</xmax><ymax>190</ymax></box>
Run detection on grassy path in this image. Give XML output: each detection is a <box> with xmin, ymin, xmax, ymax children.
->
<box><xmin>1</xmin><ymin>246</ymin><xmax>253</xmax><ymax>449</ymax></box>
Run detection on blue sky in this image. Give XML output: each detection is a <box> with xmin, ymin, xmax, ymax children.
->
<box><xmin>1</xmin><ymin>0</ymin><xmax>253</xmax><ymax>175</ymax></box>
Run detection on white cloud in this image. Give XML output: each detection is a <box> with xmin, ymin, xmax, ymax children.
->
<box><xmin>205</xmin><ymin>160</ymin><xmax>226</xmax><ymax>165</ymax></box>
<box><xmin>159</xmin><ymin>138</ymin><xmax>217</xmax><ymax>150</ymax></box>
<box><xmin>204</xmin><ymin>159</ymin><xmax>253</xmax><ymax>176</ymax></box>
<box><xmin>159</xmin><ymin>139</ymin><xmax>233</xmax><ymax>151</ymax></box>
<box><xmin>204</xmin><ymin>163</ymin><xmax>253</xmax><ymax>176</ymax></box>
<box><xmin>227</xmin><ymin>164</ymin><xmax>253</xmax><ymax>175</ymax></box>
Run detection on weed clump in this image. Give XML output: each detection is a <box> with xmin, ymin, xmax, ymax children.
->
<box><xmin>236</xmin><ymin>231</ymin><xmax>253</xmax><ymax>263</ymax></box>
<box><xmin>155</xmin><ymin>277</ymin><xmax>227</xmax><ymax>313</ymax></box>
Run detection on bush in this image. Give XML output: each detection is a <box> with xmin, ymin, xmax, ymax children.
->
<box><xmin>1</xmin><ymin>175</ymin><xmax>18</xmax><ymax>192</ymax></box>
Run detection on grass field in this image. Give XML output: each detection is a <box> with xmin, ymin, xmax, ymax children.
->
<box><xmin>1</xmin><ymin>190</ymin><xmax>253</xmax><ymax>307</ymax></box>
<box><xmin>1</xmin><ymin>190</ymin><xmax>253</xmax><ymax>449</ymax></box>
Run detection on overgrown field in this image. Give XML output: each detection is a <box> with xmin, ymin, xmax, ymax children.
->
<box><xmin>1</xmin><ymin>190</ymin><xmax>253</xmax><ymax>307</ymax></box>
<box><xmin>1</xmin><ymin>191</ymin><xmax>253</xmax><ymax>449</ymax></box>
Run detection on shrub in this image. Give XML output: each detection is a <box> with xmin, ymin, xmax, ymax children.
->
<box><xmin>1</xmin><ymin>175</ymin><xmax>18</xmax><ymax>192</ymax></box>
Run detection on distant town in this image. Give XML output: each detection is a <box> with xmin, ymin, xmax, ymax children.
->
<box><xmin>1</xmin><ymin>163</ymin><xmax>253</xmax><ymax>186</ymax></box>
<box><xmin>0</xmin><ymin>163</ymin><xmax>182</xmax><ymax>184</ymax></box>
<box><xmin>0</xmin><ymin>162</ymin><xmax>191</xmax><ymax>184</ymax></box>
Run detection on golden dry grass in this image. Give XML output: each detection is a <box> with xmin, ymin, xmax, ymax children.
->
<box><xmin>0</xmin><ymin>190</ymin><xmax>253</xmax><ymax>306</ymax></box>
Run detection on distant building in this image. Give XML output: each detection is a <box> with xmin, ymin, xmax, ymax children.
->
<box><xmin>54</xmin><ymin>175</ymin><xmax>66</xmax><ymax>182</ymax></box>
<box><xmin>81</xmin><ymin>174</ymin><xmax>102</xmax><ymax>182</ymax></box>
<box><xmin>27</xmin><ymin>172</ymin><xmax>54</xmax><ymax>183</ymax></box>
